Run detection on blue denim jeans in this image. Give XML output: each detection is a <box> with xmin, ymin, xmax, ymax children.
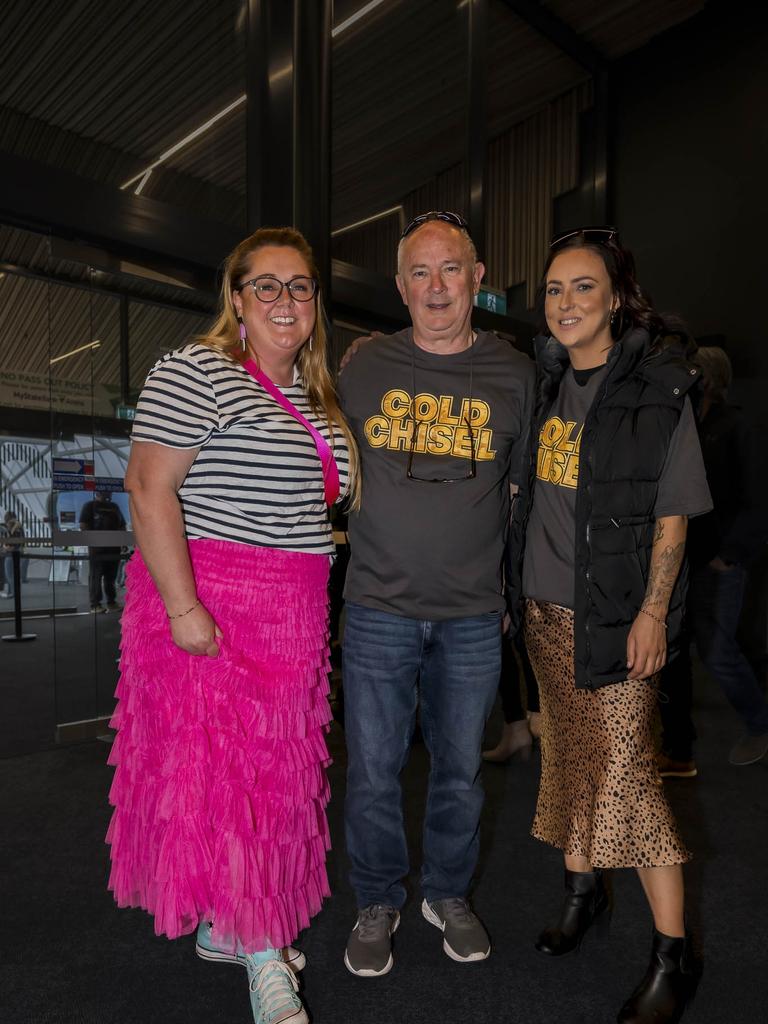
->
<box><xmin>342</xmin><ymin>601</ymin><xmax>502</xmax><ymax>909</ymax></box>
<box><xmin>689</xmin><ymin>564</ymin><xmax>768</xmax><ymax>735</ymax></box>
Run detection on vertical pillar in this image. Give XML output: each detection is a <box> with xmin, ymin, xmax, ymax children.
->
<box><xmin>294</xmin><ymin>0</ymin><xmax>332</xmax><ymax>293</ymax></box>
<box><xmin>467</xmin><ymin>0</ymin><xmax>488</xmax><ymax>259</ymax></box>
<box><xmin>119</xmin><ymin>296</ymin><xmax>130</xmax><ymax>405</ymax></box>
<box><xmin>592</xmin><ymin>68</ymin><xmax>610</xmax><ymax>223</ymax></box>
<box><xmin>245</xmin><ymin>0</ymin><xmax>332</xmax><ymax>292</ymax></box>
<box><xmin>246</xmin><ymin>0</ymin><xmax>294</xmax><ymax>231</ymax></box>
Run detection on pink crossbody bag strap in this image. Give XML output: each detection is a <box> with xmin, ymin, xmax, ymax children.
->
<box><xmin>243</xmin><ymin>358</ymin><xmax>340</xmax><ymax>507</ymax></box>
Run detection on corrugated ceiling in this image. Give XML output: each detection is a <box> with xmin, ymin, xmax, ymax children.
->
<box><xmin>0</xmin><ymin>0</ymin><xmax>706</xmax><ymax>233</ymax></box>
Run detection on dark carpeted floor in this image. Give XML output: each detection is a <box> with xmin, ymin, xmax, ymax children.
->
<box><xmin>2</xmin><ymin>669</ymin><xmax>767</xmax><ymax>1024</ymax></box>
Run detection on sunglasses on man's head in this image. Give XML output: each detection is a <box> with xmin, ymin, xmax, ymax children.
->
<box><xmin>401</xmin><ymin>211</ymin><xmax>471</xmax><ymax>240</ymax></box>
<box><xmin>549</xmin><ymin>226</ymin><xmax>618</xmax><ymax>249</ymax></box>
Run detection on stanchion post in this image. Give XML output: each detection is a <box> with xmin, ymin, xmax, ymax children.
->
<box><xmin>1</xmin><ymin>546</ymin><xmax>37</xmax><ymax>642</ymax></box>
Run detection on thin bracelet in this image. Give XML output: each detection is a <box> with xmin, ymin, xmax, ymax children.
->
<box><xmin>640</xmin><ymin>607</ymin><xmax>668</xmax><ymax>629</ymax></box>
<box><xmin>167</xmin><ymin>599</ymin><xmax>201</xmax><ymax>621</ymax></box>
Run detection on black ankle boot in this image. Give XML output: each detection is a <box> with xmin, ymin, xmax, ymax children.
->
<box><xmin>535</xmin><ymin>868</ymin><xmax>611</xmax><ymax>956</ymax></box>
<box><xmin>617</xmin><ymin>929</ymin><xmax>701</xmax><ymax>1023</ymax></box>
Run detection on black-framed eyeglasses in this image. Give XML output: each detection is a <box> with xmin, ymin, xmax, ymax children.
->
<box><xmin>235</xmin><ymin>274</ymin><xmax>318</xmax><ymax>302</ymax></box>
<box><xmin>406</xmin><ymin>414</ymin><xmax>477</xmax><ymax>483</ymax></box>
<box><xmin>549</xmin><ymin>226</ymin><xmax>617</xmax><ymax>250</ymax></box>
<box><xmin>401</xmin><ymin>210</ymin><xmax>470</xmax><ymax>240</ymax></box>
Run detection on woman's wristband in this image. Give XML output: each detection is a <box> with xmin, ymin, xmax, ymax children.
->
<box><xmin>167</xmin><ymin>599</ymin><xmax>201</xmax><ymax>620</ymax></box>
<box><xmin>640</xmin><ymin>607</ymin><xmax>667</xmax><ymax>629</ymax></box>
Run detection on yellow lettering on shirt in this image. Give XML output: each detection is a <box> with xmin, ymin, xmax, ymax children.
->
<box><xmin>389</xmin><ymin>417</ymin><xmax>415</xmax><ymax>450</ymax></box>
<box><xmin>365</xmin><ymin>415</ymin><xmax>390</xmax><ymax>447</ymax></box>
<box><xmin>536</xmin><ymin>415</ymin><xmax>581</xmax><ymax>489</ymax></box>
<box><xmin>363</xmin><ymin>388</ymin><xmax>497</xmax><ymax>461</ymax></box>
<box><xmin>381</xmin><ymin>389</ymin><xmax>411</xmax><ymax>419</ymax></box>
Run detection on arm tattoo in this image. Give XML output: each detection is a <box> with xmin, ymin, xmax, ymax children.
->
<box><xmin>642</xmin><ymin>541</ymin><xmax>685</xmax><ymax>611</ymax></box>
<box><xmin>653</xmin><ymin>519</ymin><xmax>665</xmax><ymax>543</ymax></box>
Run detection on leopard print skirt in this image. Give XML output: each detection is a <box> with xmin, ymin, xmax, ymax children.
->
<box><xmin>524</xmin><ymin>599</ymin><xmax>691</xmax><ymax>869</ymax></box>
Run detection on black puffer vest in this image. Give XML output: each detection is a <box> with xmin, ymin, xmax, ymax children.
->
<box><xmin>507</xmin><ymin>327</ymin><xmax>700</xmax><ymax>689</ymax></box>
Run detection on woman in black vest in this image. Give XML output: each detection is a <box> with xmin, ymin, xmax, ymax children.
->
<box><xmin>507</xmin><ymin>227</ymin><xmax>711</xmax><ymax>1023</ymax></box>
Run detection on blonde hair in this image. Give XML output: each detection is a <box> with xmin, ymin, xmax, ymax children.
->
<box><xmin>198</xmin><ymin>227</ymin><xmax>360</xmax><ymax>508</ymax></box>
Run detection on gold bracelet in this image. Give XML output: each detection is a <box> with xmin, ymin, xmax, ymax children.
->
<box><xmin>640</xmin><ymin>607</ymin><xmax>668</xmax><ymax>629</ymax></box>
<box><xmin>167</xmin><ymin>599</ymin><xmax>201</xmax><ymax>620</ymax></box>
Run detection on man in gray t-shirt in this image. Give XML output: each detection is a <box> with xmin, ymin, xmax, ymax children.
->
<box><xmin>337</xmin><ymin>213</ymin><xmax>534</xmax><ymax>978</ymax></box>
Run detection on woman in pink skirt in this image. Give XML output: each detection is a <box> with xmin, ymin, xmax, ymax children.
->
<box><xmin>106</xmin><ymin>227</ymin><xmax>358</xmax><ymax>1024</ymax></box>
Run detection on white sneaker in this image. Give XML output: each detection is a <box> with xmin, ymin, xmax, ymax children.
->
<box><xmin>246</xmin><ymin>953</ymin><xmax>308</xmax><ymax>1024</ymax></box>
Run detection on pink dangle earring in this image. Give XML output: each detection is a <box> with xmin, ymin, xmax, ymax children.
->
<box><xmin>237</xmin><ymin>315</ymin><xmax>247</xmax><ymax>353</ymax></box>
<box><xmin>309</xmin><ymin>333</ymin><xmax>314</xmax><ymax>352</ymax></box>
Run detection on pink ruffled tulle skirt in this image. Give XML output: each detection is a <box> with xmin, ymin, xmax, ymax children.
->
<box><xmin>106</xmin><ymin>538</ymin><xmax>332</xmax><ymax>953</ymax></box>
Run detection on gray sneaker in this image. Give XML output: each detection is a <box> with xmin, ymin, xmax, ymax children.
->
<box><xmin>344</xmin><ymin>904</ymin><xmax>400</xmax><ymax>977</ymax></box>
<box><xmin>421</xmin><ymin>898</ymin><xmax>491</xmax><ymax>962</ymax></box>
<box><xmin>729</xmin><ymin>730</ymin><xmax>768</xmax><ymax>766</ymax></box>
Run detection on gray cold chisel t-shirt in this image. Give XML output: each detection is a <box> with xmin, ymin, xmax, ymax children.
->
<box><xmin>522</xmin><ymin>364</ymin><xmax>713</xmax><ymax>609</ymax></box>
<box><xmin>338</xmin><ymin>329</ymin><xmax>535</xmax><ymax>620</ymax></box>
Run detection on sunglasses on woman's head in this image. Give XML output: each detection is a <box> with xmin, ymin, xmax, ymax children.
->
<box><xmin>549</xmin><ymin>226</ymin><xmax>617</xmax><ymax>250</ymax></box>
<box><xmin>401</xmin><ymin>211</ymin><xmax>471</xmax><ymax>240</ymax></box>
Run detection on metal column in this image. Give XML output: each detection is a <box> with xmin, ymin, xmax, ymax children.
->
<box><xmin>467</xmin><ymin>0</ymin><xmax>488</xmax><ymax>258</ymax></box>
<box><xmin>246</xmin><ymin>0</ymin><xmax>332</xmax><ymax>288</ymax></box>
<box><xmin>294</xmin><ymin>0</ymin><xmax>332</xmax><ymax>292</ymax></box>
<box><xmin>119</xmin><ymin>296</ymin><xmax>130</xmax><ymax>405</ymax></box>
<box><xmin>246</xmin><ymin>0</ymin><xmax>294</xmax><ymax>230</ymax></box>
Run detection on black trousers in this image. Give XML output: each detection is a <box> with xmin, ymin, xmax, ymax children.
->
<box><xmin>500</xmin><ymin>631</ymin><xmax>540</xmax><ymax>722</ymax></box>
<box><xmin>89</xmin><ymin>553</ymin><xmax>119</xmax><ymax>607</ymax></box>
<box><xmin>658</xmin><ymin>633</ymin><xmax>697</xmax><ymax>760</ymax></box>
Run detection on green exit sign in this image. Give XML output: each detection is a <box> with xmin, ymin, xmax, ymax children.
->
<box><xmin>116</xmin><ymin>404</ymin><xmax>136</xmax><ymax>421</ymax></box>
<box><xmin>474</xmin><ymin>288</ymin><xmax>507</xmax><ymax>315</ymax></box>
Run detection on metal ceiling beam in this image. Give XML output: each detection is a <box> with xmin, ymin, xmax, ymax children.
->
<box><xmin>498</xmin><ymin>0</ymin><xmax>608</xmax><ymax>74</ymax></box>
<box><xmin>0</xmin><ymin>260</ymin><xmax>215</xmax><ymax>315</ymax></box>
<box><xmin>0</xmin><ymin>150</ymin><xmax>239</xmax><ymax>287</ymax></box>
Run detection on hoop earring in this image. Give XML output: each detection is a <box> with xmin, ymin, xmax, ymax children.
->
<box><xmin>237</xmin><ymin>316</ymin><xmax>247</xmax><ymax>353</ymax></box>
<box><xmin>309</xmin><ymin>334</ymin><xmax>314</xmax><ymax>352</ymax></box>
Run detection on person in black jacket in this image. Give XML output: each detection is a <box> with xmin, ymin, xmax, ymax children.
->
<box><xmin>506</xmin><ymin>227</ymin><xmax>711</xmax><ymax>1024</ymax></box>
<box><xmin>659</xmin><ymin>345</ymin><xmax>768</xmax><ymax>771</ymax></box>
<box><xmin>79</xmin><ymin>490</ymin><xmax>126</xmax><ymax>612</ymax></box>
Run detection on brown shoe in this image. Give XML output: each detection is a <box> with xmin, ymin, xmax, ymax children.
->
<box><xmin>657</xmin><ymin>753</ymin><xmax>697</xmax><ymax>778</ymax></box>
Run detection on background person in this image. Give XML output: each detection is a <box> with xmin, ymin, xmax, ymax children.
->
<box><xmin>79</xmin><ymin>490</ymin><xmax>125</xmax><ymax>612</ymax></box>
<box><xmin>106</xmin><ymin>227</ymin><xmax>357</xmax><ymax>1024</ymax></box>
<box><xmin>1</xmin><ymin>510</ymin><xmax>25</xmax><ymax>599</ymax></box>
<box><xmin>507</xmin><ymin>226</ymin><xmax>711</xmax><ymax>1024</ymax></box>
<box><xmin>659</xmin><ymin>345</ymin><xmax>768</xmax><ymax>771</ymax></box>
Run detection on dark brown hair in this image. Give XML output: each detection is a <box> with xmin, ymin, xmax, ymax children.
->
<box><xmin>536</xmin><ymin>232</ymin><xmax>692</xmax><ymax>352</ymax></box>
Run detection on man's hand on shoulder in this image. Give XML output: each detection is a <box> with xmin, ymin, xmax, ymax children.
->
<box><xmin>340</xmin><ymin>332</ymin><xmax>384</xmax><ymax>372</ymax></box>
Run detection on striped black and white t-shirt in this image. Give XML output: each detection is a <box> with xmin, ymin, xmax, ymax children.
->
<box><xmin>131</xmin><ymin>343</ymin><xmax>350</xmax><ymax>555</ymax></box>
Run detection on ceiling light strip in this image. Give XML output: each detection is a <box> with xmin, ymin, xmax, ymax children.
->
<box><xmin>332</xmin><ymin>0</ymin><xmax>389</xmax><ymax>37</ymax></box>
<box><xmin>49</xmin><ymin>341</ymin><xmax>102</xmax><ymax>365</ymax></box>
<box><xmin>121</xmin><ymin>0</ymin><xmax>388</xmax><ymax>194</ymax></box>
<box><xmin>331</xmin><ymin>205</ymin><xmax>405</xmax><ymax>237</ymax></box>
